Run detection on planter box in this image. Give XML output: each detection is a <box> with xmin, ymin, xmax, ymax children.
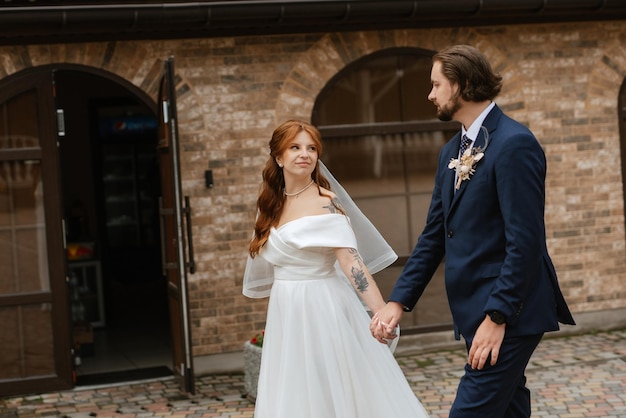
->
<box><xmin>243</xmin><ymin>341</ymin><xmax>262</xmax><ymax>401</ymax></box>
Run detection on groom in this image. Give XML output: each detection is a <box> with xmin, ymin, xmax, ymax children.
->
<box><xmin>372</xmin><ymin>45</ymin><xmax>575</xmax><ymax>417</ymax></box>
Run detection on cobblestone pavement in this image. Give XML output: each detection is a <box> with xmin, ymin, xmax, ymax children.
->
<box><xmin>2</xmin><ymin>329</ymin><xmax>625</xmax><ymax>418</ymax></box>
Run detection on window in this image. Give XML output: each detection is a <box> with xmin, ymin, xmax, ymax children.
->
<box><xmin>313</xmin><ymin>48</ymin><xmax>458</xmax><ymax>332</ymax></box>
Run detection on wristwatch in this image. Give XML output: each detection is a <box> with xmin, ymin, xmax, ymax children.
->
<box><xmin>488</xmin><ymin>311</ymin><xmax>506</xmax><ymax>325</ymax></box>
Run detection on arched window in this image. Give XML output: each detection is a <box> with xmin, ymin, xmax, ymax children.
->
<box><xmin>312</xmin><ymin>48</ymin><xmax>458</xmax><ymax>333</ymax></box>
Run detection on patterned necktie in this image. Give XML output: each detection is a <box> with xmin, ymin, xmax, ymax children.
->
<box><xmin>454</xmin><ymin>135</ymin><xmax>473</xmax><ymax>193</ymax></box>
<box><xmin>459</xmin><ymin>134</ymin><xmax>472</xmax><ymax>157</ymax></box>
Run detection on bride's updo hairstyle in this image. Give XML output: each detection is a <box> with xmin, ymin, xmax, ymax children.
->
<box><xmin>249</xmin><ymin>120</ymin><xmax>334</xmax><ymax>257</ymax></box>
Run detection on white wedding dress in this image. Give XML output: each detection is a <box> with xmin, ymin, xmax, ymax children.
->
<box><xmin>251</xmin><ymin>213</ymin><xmax>429</xmax><ymax>418</ymax></box>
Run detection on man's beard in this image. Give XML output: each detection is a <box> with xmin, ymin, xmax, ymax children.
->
<box><xmin>436</xmin><ymin>96</ymin><xmax>461</xmax><ymax>122</ymax></box>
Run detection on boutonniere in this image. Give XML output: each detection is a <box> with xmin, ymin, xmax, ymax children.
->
<box><xmin>448</xmin><ymin>127</ymin><xmax>490</xmax><ymax>190</ymax></box>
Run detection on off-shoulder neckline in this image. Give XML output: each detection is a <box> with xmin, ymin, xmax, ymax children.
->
<box><xmin>275</xmin><ymin>213</ymin><xmax>346</xmax><ymax>231</ymax></box>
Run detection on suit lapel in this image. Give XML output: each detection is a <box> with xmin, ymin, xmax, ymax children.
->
<box><xmin>447</xmin><ymin>105</ymin><xmax>502</xmax><ymax>215</ymax></box>
<box><xmin>442</xmin><ymin>133</ymin><xmax>460</xmax><ymax>215</ymax></box>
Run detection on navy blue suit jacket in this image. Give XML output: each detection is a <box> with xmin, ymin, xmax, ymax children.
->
<box><xmin>390</xmin><ymin>105</ymin><xmax>575</xmax><ymax>340</ymax></box>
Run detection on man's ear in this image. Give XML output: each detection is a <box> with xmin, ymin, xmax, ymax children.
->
<box><xmin>452</xmin><ymin>81</ymin><xmax>461</xmax><ymax>97</ymax></box>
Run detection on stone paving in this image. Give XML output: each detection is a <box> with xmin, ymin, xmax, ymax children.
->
<box><xmin>2</xmin><ymin>329</ymin><xmax>626</xmax><ymax>418</ymax></box>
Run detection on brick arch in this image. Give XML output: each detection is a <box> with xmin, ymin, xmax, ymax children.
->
<box><xmin>588</xmin><ymin>41</ymin><xmax>626</xmax><ymax>113</ymax></box>
<box><xmin>0</xmin><ymin>43</ymin><xmax>203</xmax><ymax>131</ymax></box>
<box><xmin>589</xmin><ymin>40</ymin><xmax>626</xmax><ymax>227</ymax></box>
<box><xmin>275</xmin><ymin>28</ymin><xmax>512</xmax><ymax>124</ymax></box>
<box><xmin>584</xmin><ymin>40</ymin><xmax>626</xmax><ymax>189</ymax></box>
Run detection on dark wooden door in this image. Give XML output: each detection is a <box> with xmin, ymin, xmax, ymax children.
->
<box><xmin>0</xmin><ymin>71</ymin><xmax>72</xmax><ymax>396</ymax></box>
<box><xmin>157</xmin><ymin>57</ymin><xmax>195</xmax><ymax>394</ymax></box>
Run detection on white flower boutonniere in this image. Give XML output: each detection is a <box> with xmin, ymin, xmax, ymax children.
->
<box><xmin>448</xmin><ymin>126</ymin><xmax>490</xmax><ymax>190</ymax></box>
<box><xmin>448</xmin><ymin>148</ymin><xmax>484</xmax><ymax>190</ymax></box>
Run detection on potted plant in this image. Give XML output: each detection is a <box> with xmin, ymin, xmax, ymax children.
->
<box><xmin>243</xmin><ymin>330</ymin><xmax>263</xmax><ymax>401</ymax></box>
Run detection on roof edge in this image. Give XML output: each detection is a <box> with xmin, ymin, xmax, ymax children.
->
<box><xmin>0</xmin><ymin>0</ymin><xmax>625</xmax><ymax>45</ymax></box>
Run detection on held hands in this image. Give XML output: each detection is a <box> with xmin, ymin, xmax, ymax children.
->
<box><xmin>369</xmin><ymin>301</ymin><xmax>403</xmax><ymax>344</ymax></box>
<box><xmin>467</xmin><ymin>314</ymin><xmax>506</xmax><ymax>369</ymax></box>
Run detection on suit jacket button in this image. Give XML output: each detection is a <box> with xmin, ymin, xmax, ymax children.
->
<box><xmin>447</xmin><ymin>230</ymin><xmax>453</xmax><ymax>238</ymax></box>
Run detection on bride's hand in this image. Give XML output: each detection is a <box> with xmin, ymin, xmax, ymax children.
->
<box><xmin>372</xmin><ymin>302</ymin><xmax>403</xmax><ymax>340</ymax></box>
<box><xmin>369</xmin><ymin>314</ymin><xmax>388</xmax><ymax>344</ymax></box>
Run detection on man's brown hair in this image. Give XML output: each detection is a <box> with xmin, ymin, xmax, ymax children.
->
<box><xmin>433</xmin><ymin>44</ymin><xmax>503</xmax><ymax>102</ymax></box>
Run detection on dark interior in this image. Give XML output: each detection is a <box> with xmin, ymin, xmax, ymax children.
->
<box><xmin>54</xmin><ymin>70</ymin><xmax>172</xmax><ymax>381</ymax></box>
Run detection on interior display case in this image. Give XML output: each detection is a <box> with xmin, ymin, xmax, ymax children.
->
<box><xmin>68</xmin><ymin>260</ymin><xmax>105</xmax><ymax>328</ymax></box>
<box><xmin>93</xmin><ymin>101</ymin><xmax>159</xmax><ymax>250</ymax></box>
<box><xmin>100</xmin><ymin>143</ymin><xmax>158</xmax><ymax>248</ymax></box>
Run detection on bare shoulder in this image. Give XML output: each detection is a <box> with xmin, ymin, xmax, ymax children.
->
<box><xmin>279</xmin><ymin>186</ymin><xmax>345</xmax><ymax>226</ymax></box>
<box><xmin>318</xmin><ymin>187</ymin><xmax>344</xmax><ymax>214</ymax></box>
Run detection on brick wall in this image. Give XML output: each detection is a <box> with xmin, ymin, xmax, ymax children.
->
<box><xmin>3</xmin><ymin>20</ymin><xmax>625</xmax><ymax>356</ymax></box>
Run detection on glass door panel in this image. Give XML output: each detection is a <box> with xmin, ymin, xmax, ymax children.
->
<box><xmin>0</xmin><ymin>161</ymin><xmax>48</xmax><ymax>293</ymax></box>
<box><xmin>0</xmin><ymin>76</ymin><xmax>70</xmax><ymax>396</ymax></box>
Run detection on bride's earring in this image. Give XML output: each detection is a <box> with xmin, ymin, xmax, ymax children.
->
<box><xmin>276</xmin><ymin>160</ymin><xmax>283</xmax><ymax>168</ymax></box>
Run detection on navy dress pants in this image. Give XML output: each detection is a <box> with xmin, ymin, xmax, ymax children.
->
<box><xmin>449</xmin><ymin>333</ymin><xmax>543</xmax><ymax>418</ymax></box>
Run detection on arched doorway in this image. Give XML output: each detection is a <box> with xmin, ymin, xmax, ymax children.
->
<box><xmin>54</xmin><ymin>69</ymin><xmax>173</xmax><ymax>385</ymax></box>
<box><xmin>0</xmin><ymin>65</ymin><xmax>179</xmax><ymax>396</ymax></box>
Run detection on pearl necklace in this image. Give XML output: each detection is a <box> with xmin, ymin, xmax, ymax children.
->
<box><xmin>284</xmin><ymin>179</ymin><xmax>315</xmax><ymax>198</ymax></box>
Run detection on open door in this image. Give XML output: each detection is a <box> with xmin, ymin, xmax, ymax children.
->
<box><xmin>0</xmin><ymin>70</ymin><xmax>72</xmax><ymax>396</ymax></box>
<box><xmin>157</xmin><ymin>57</ymin><xmax>196</xmax><ymax>394</ymax></box>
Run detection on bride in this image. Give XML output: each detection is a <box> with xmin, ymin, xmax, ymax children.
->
<box><xmin>243</xmin><ymin>120</ymin><xmax>430</xmax><ymax>418</ymax></box>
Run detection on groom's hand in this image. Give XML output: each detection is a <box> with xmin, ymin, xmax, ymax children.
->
<box><xmin>370</xmin><ymin>302</ymin><xmax>403</xmax><ymax>343</ymax></box>
<box><xmin>467</xmin><ymin>315</ymin><xmax>506</xmax><ymax>369</ymax></box>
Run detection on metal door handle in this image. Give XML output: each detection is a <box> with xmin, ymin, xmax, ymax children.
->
<box><xmin>183</xmin><ymin>196</ymin><xmax>196</xmax><ymax>274</ymax></box>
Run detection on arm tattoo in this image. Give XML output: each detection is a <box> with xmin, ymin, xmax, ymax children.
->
<box><xmin>347</xmin><ymin>248</ymin><xmax>369</xmax><ymax>293</ymax></box>
<box><xmin>348</xmin><ymin>248</ymin><xmax>364</xmax><ymax>267</ymax></box>
<box><xmin>323</xmin><ymin>197</ymin><xmax>345</xmax><ymax>214</ymax></box>
<box><xmin>351</xmin><ymin>266</ymin><xmax>369</xmax><ymax>293</ymax></box>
